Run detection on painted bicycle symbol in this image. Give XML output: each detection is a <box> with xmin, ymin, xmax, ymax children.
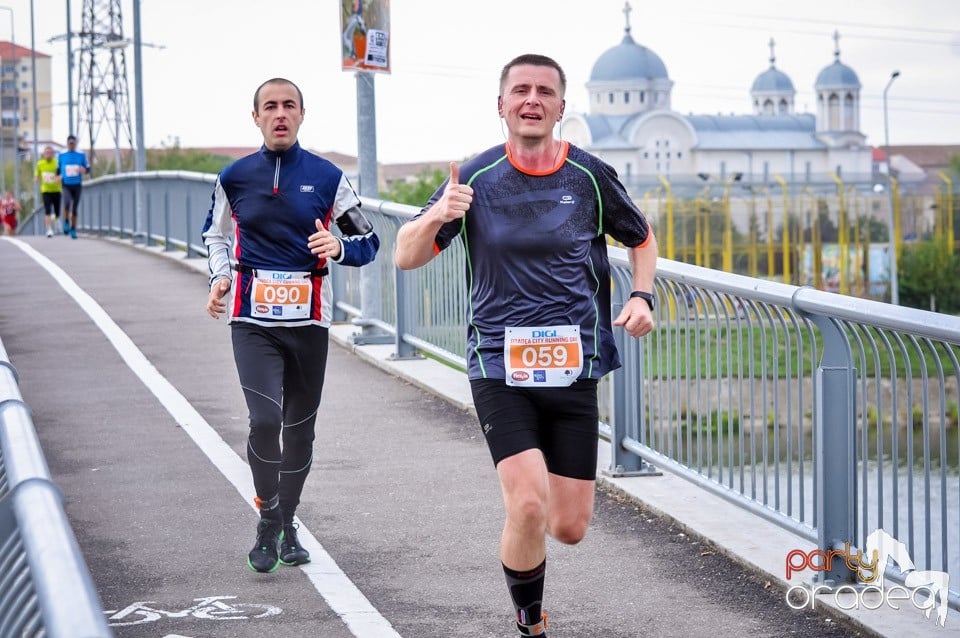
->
<box><xmin>104</xmin><ymin>595</ymin><xmax>282</xmax><ymax>626</ymax></box>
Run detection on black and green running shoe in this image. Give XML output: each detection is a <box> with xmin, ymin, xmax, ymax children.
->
<box><xmin>247</xmin><ymin>518</ymin><xmax>282</xmax><ymax>573</ymax></box>
<box><xmin>279</xmin><ymin>522</ymin><xmax>311</xmax><ymax>566</ymax></box>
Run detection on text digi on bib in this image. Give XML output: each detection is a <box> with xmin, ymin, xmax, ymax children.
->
<box><xmin>250</xmin><ymin>269</ymin><xmax>312</xmax><ymax>320</ymax></box>
<box><xmin>504</xmin><ymin>325</ymin><xmax>583</xmax><ymax>387</ymax></box>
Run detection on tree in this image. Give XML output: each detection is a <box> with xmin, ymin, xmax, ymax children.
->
<box><xmin>898</xmin><ymin>239</ymin><xmax>960</xmax><ymax>313</ymax></box>
<box><xmin>146</xmin><ymin>138</ymin><xmax>232</xmax><ymax>174</ymax></box>
<box><xmin>380</xmin><ymin>167</ymin><xmax>446</xmax><ymax>206</ymax></box>
<box><xmin>809</xmin><ymin>199</ymin><xmax>839</xmax><ymax>243</ymax></box>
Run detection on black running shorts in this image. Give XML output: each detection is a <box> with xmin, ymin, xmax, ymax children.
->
<box><xmin>470</xmin><ymin>378</ymin><xmax>600</xmax><ymax>480</ymax></box>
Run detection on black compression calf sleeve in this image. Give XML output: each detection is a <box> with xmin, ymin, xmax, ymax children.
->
<box><xmin>502</xmin><ymin>559</ymin><xmax>546</xmax><ymax>630</ymax></box>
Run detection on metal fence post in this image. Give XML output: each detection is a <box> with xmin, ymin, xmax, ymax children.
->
<box><xmin>107</xmin><ymin>195</ymin><xmax>112</xmax><ymax>237</ymax></box>
<box><xmin>809</xmin><ymin>313</ymin><xmax>857</xmax><ymax>584</ymax></box>
<box><xmin>332</xmin><ymin>264</ymin><xmax>348</xmax><ymax>323</ymax></box>
<box><xmin>185</xmin><ymin>193</ymin><xmax>194</xmax><ymax>259</ymax></box>
<box><xmin>604</xmin><ymin>302</ymin><xmax>660</xmax><ymax>477</ymax></box>
<box><xmin>131</xmin><ymin>190</ymin><xmax>138</xmax><ymax>242</ymax></box>
<box><xmin>391</xmin><ymin>264</ymin><xmax>421</xmax><ymax>360</ymax></box>
<box><xmin>145</xmin><ymin>192</ymin><xmax>153</xmax><ymax>247</ymax></box>
<box><xmin>164</xmin><ymin>191</ymin><xmax>173</xmax><ymax>251</ymax></box>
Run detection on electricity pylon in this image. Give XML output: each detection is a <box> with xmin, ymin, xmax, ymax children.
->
<box><xmin>76</xmin><ymin>0</ymin><xmax>133</xmax><ymax>172</ymax></box>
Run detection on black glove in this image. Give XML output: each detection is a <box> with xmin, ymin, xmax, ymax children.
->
<box><xmin>335</xmin><ymin>206</ymin><xmax>373</xmax><ymax>236</ymax></box>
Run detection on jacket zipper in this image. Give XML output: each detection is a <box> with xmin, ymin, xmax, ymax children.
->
<box><xmin>273</xmin><ymin>156</ymin><xmax>281</xmax><ymax>195</ymax></box>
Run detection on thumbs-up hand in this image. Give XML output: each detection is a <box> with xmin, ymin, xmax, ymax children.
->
<box><xmin>308</xmin><ymin>217</ymin><xmax>343</xmax><ymax>259</ymax></box>
<box><xmin>431</xmin><ymin>162</ymin><xmax>473</xmax><ymax>223</ymax></box>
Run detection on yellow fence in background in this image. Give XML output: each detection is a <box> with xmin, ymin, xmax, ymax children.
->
<box><xmin>636</xmin><ymin>176</ymin><xmax>958</xmax><ymax>300</ymax></box>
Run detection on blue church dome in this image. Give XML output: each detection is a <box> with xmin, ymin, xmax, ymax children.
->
<box><xmin>751</xmin><ymin>67</ymin><xmax>794</xmax><ymax>93</ymax></box>
<box><xmin>815</xmin><ymin>32</ymin><xmax>861</xmax><ymax>89</ymax></box>
<box><xmin>815</xmin><ymin>61</ymin><xmax>860</xmax><ymax>89</ymax></box>
<box><xmin>589</xmin><ymin>33</ymin><xmax>669</xmax><ymax>82</ymax></box>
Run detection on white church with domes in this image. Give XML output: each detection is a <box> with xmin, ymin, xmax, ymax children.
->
<box><xmin>562</xmin><ymin>4</ymin><xmax>874</xmax><ymax>190</ymax></box>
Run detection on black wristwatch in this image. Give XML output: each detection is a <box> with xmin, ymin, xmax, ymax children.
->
<box><xmin>629</xmin><ymin>290</ymin><xmax>655</xmax><ymax>311</ymax></box>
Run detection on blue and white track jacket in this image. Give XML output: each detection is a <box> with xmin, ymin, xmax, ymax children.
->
<box><xmin>202</xmin><ymin>142</ymin><xmax>379</xmax><ymax>327</ymax></box>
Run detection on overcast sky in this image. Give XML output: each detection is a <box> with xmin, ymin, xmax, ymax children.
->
<box><xmin>9</xmin><ymin>0</ymin><xmax>960</xmax><ymax>163</ymax></box>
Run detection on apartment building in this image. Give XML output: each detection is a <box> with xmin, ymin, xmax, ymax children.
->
<box><xmin>0</xmin><ymin>41</ymin><xmax>52</xmax><ymax>157</ymax></box>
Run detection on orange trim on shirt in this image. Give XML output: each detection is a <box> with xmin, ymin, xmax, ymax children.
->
<box><xmin>505</xmin><ymin>141</ymin><xmax>569</xmax><ymax>176</ymax></box>
<box><xmin>634</xmin><ymin>228</ymin><xmax>655</xmax><ymax>249</ymax></box>
<box><xmin>433</xmin><ymin>241</ymin><xmax>442</xmax><ymax>255</ymax></box>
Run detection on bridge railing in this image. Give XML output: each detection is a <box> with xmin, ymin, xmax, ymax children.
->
<box><xmin>67</xmin><ymin>172</ymin><xmax>960</xmax><ymax>610</ymax></box>
<box><xmin>0</xmin><ymin>338</ymin><xmax>113</xmax><ymax>637</ymax></box>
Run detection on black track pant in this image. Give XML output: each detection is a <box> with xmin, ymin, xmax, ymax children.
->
<box><xmin>231</xmin><ymin>322</ymin><xmax>329</xmax><ymax>523</ymax></box>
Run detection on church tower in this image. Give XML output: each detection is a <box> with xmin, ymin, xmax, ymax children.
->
<box><xmin>815</xmin><ymin>31</ymin><xmax>862</xmax><ymax>136</ymax></box>
<box><xmin>585</xmin><ymin>2</ymin><xmax>673</xmax><ymax>117</ymax></box>
<box><xmin>750</xmin><ymin>38</ymin><xmax>795</xmax><ymax>116</ymax></box>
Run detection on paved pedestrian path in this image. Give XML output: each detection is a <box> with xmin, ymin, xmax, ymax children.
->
<box><xmin>0</xmin><ymin>233</ymin><xmax>952</xmax><ymax>637</ymax></box>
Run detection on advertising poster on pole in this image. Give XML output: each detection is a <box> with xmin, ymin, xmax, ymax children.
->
<box><xmin>340</xmin><ymin>0</ymin><xmax>391</xmax><ymax>74</ymax></box>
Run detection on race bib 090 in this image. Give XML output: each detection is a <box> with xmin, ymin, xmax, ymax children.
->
<box><xmin>249</xmin><ymin>269</ymin><xmax>312</xmax><ymax>320</ymax></box>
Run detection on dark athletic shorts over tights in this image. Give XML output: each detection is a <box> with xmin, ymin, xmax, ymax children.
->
<box><xmin>470</xmin><ymin>378</ymin><xmax>599</xmax><ymax>480</ymax></box>
<box><xmin>231</xmin><ymin>322</ymin><xmax>329</xmax><ymax>522</ymax></box>
<box><xmin>42</xmin><ymin>192</ymin><xmax>61</xmax><ymax>218</ymax></box>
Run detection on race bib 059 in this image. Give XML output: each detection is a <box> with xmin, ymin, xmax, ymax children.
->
<box><xmin>504</xmin><ymin>325</ymin><xmax>583</xmax><ymax>387</ymax></box>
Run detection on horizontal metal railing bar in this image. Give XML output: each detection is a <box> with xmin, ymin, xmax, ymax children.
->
<box><xmin>359</xmin><ymin>195</ymin><xmax>419</xmax><ymax>220</ymax></box>
<box><xmin>598</xmin><ymin>422</ymin><xmax>612</xmax><ymax>443</ymax></box>
<box><xmin>0</xmin><ymin>369</ymin><xmax>21</xmax><ymax>407</ymax></box>
<box><xmin>11</xmin><ymin>479</ymin><xmax>112</xmax><ymax>636</ymax></box>
<box><xmin>793</xmin><ymin>287</ymin><xmax>960</xmax><ymax>342</ymax></box>
<box><xmin>620</xmin><ymin>435</ymin><xmax>818</xmax><ymax>544</ymax></box>
<box><xmin>351</xmin><ymin>318</ymin><xmax>396</xmax><ymax>334</ymax></box>
<box><xmin>334</xmin><ymin>300</ymin><xmax>363</xmax><ymax>319</ymax></box>
<box><xmin>619</xmin><ymin>252</ymin><xmax>801</xmax><ymax>307</ymax></box>
<box><xmin>0</xmin><ymin>347</ymin><xmax>112</xmax><ymax>636</ymax></box>
<box><xmin>399</xmin><ymin>334</ymin><xmax>467</xmax><ymax>371</ymax></box>
<box><xmin>87</xmin><ymin>170</ymin><xmax>216</xmax><ymax>185</ymax></box>
<box><xmin>0</xmin><ymin>403</ymin><xmax>52</xmax><ymax>487</ymax></box>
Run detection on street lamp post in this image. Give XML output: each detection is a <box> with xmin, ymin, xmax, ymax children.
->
<box><xmin>29</xmin><ymin>0</ymin><xmax>39</xmax><ymax>209</ymax></box>
<box><xmin>66</xmin><ymin>0</ymin><xmax>74</xmax><ymax>137</ymax></box>
<box><xmin>883</xmin><ymin>70</ymin><xmax>900</xmax><ymax>305</ymax></box>
<box><xmin>132</xmin><ymin>0</ymin><xmax>145</xmax><ymax>174</ymax></box>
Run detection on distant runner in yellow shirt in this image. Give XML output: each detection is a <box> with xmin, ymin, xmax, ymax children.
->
<box><xmin>34</xmin><ymin>146</ymin><xmax>61</xmax><ymax>238</ymax></box>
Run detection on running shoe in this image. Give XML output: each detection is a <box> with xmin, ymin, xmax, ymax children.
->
<box><xmin>63</xmin><ymin>221</ymin><xmax>70</xmax><ymax>235</ymax></box>
<box><xmin>247</xmin><ymin>518</ymin><xmax>282</xmax><ymax>573</ymax></box>
<box><xmin>46</xmin><ymin>228</ymin><xmax>53</xmax><ymax>237</ymax></box>
<box><xmin>279</xmin><ymin>522</ymin><xmax>311</xmax><ymax>566</ymax></box>
<box><xmin>70</xmin><ymin>228</ymin><xmax>77</xmax><ymax>239</ymax></box>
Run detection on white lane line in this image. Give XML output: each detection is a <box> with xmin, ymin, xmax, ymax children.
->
<box><xmin>6</xmin><ymin>238</ymin><xmax>402</xmax><ymax>638</ymax></box>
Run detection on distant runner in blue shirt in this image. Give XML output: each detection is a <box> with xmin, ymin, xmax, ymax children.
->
<box><xmin>58</xmin><ymin>134</ymin><xmax>91</xmax><ymax>239</ymax></box>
